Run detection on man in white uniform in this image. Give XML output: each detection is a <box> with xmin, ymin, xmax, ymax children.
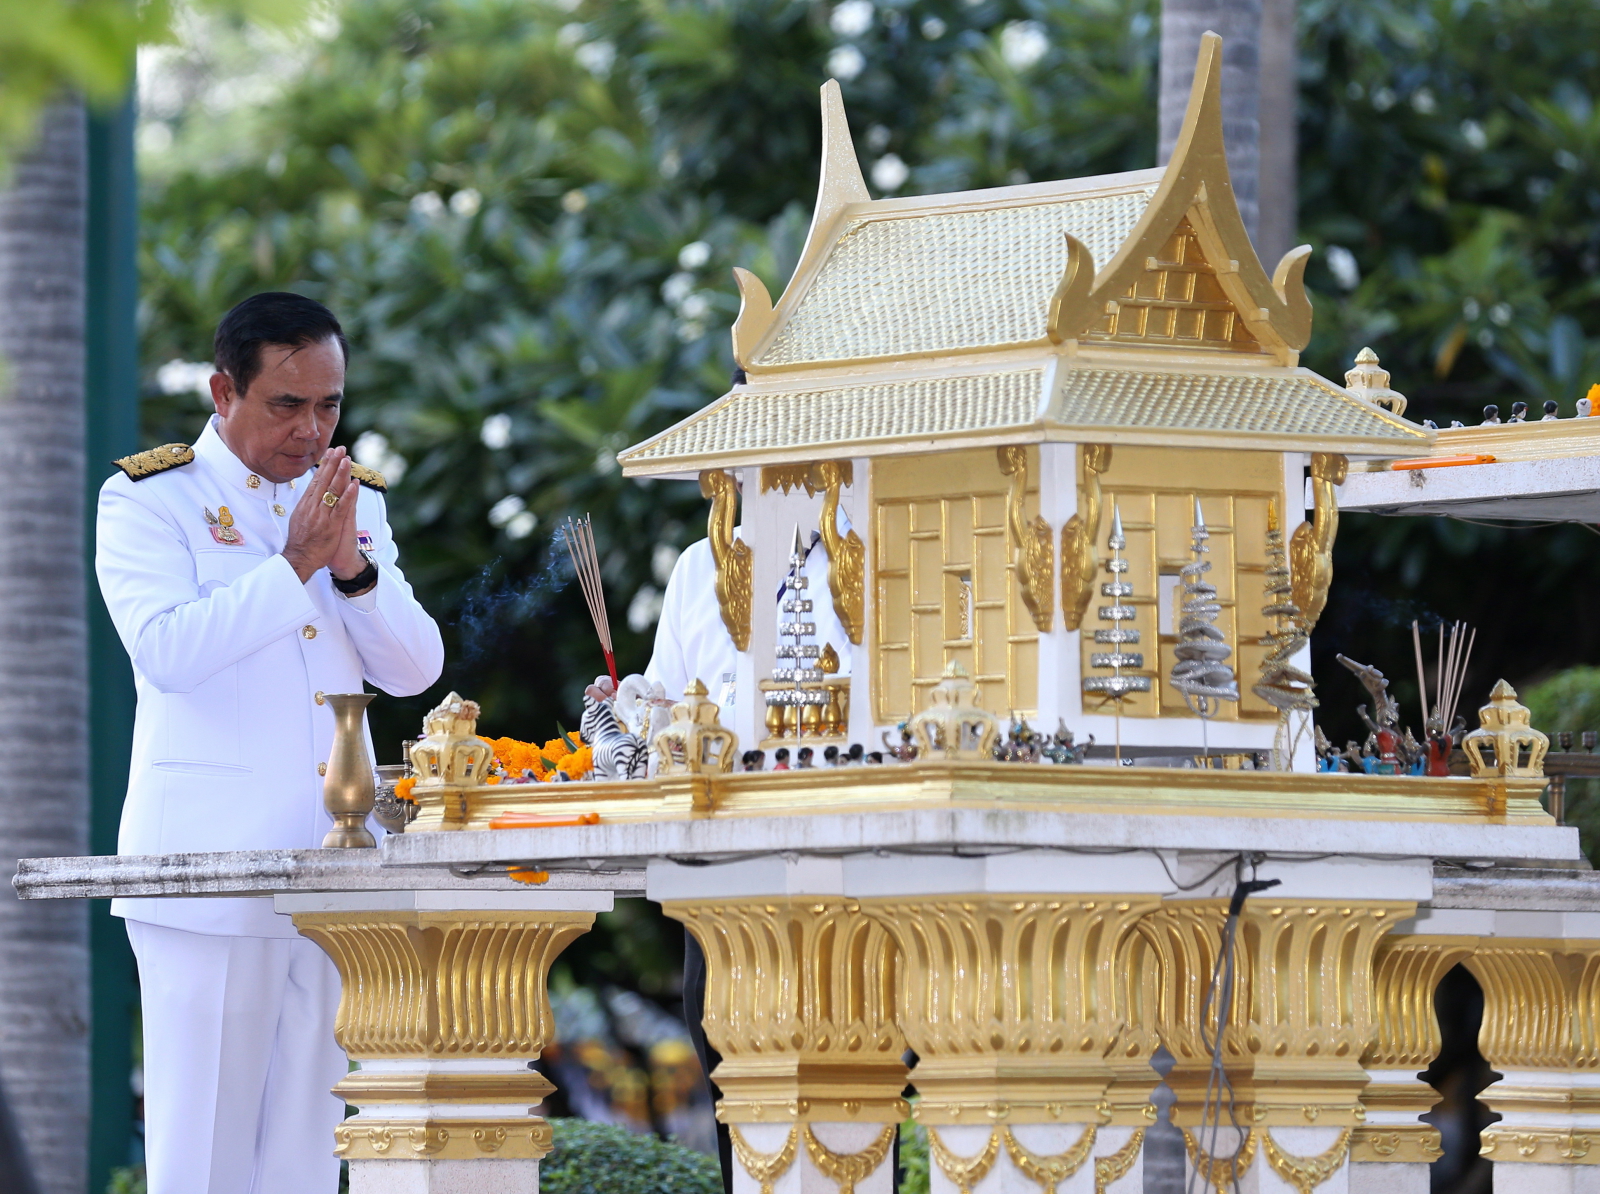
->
<box><xmin>96</xmin><ymin>292</ymin><xmax>443</xmax><ymax>1194</ymax></box>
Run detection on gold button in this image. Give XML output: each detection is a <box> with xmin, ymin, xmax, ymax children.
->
<box><xmin>289</xmin><ymin>479</ymin><xmax>296</xmax><ymax>489</ymax></box>
<box><xmin>302</xmin><ymin>625</ymin><xmax>317</xmax><ymax>640</ymax></box>
<box><xmin>246</xmin><ymin>474</ymin><xmax>261</xmax><ymax>489</ymax></box>
<box><xmin>273</xmin><ymin>503</ymin><xmax>286</xmax><ymax>516</ymax></box>
<box><xmin>315</xmin><ymin>691</ymin><xmax>325</xmax><ymax>705</ymax></box>
<box><xmin>318</xmin><ymin>762</ymin><xmax>327</xmax><ymax>776</ymax></box>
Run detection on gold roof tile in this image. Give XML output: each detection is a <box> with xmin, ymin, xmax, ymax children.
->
<box><xmin>618</xmin><ymin>365</ymin><xmax>1429</xmax><ymax>476</ymax></box>
<box><xmin>623</xmin><ymin>369</ymin><xmax>1044</xmax><ymax>467</ymax></box>
<box><xmin>756</xmin><ymin>187</ymin><xmax>1158</xmax><ymax>367</ymax></box>
<box><xmin>1046</xmin><ymin>367</ymin><xmax>1429</xmax><ymax>443</ymax></box>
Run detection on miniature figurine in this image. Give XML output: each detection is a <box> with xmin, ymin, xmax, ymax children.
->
<box><xmin>1511</xmin><ymin>401</ymin><xmax>1528</xmax><ymax>422</ymax></box>
<box><xmin>846</xmin><ymin>743</ymin><xmax>865</xmax><ymax>766</ymax></box>
<box><xmin>1544</xmin><ymin>400</ymin><xmax>1561</xmax><ymax>421</ymax></box>
<box><xmin>1483</xmin><ymin>404</ymin><xmax>1501</xmax><ymax>424</ymax></box>
<box><xmin>865</xmin><ymin>751</ymin><xmax>884</xmax><ymax>765</ymax></box>
<box><xmin>1337</xmin><ymin>654</ymin><xmax>1406</xmax><ymax>774</ymax></box>
<box><xmin>580</xmin><ymin>676</ymin><xmax>647</xmax><ymax>780</ymax></box>
<box><xmin>882</xmin><ymin>722</ymin><xmax>918</xmax><ymax>763</ymax></box>
<box><xmin>996</xmin><ymin>717</ymin><xmax>1042</xmax><ymax>763</ymax></box>
<box><xmin>1040</xmin><ymin>720</ymin><xmax>1091</xmax><ymax>765</ymax></box>
<box><xmin>773</xmin><ymin>747</ymin><xmax>791</xmax><ymax>771</ymax></box>
<box><xmin>823</xmin><ymin>745</ymin><xmax>840</xmax><ymax>767</ymax></box>
<box><xmin>741</xmin><ymin>749</ymin><xmax>766</xmax><ymax>772</ymax></box>
<box><xmin>797</xmin><ymin>746</ymin><xmax>815</xmax><ymax>769</ymax></box>
<box><xmin>1582</xmin><ymin>398</ymin><xmax>1594</xmax><ymax>418</ymax></box>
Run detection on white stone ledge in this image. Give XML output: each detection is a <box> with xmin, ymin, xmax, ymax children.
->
<box><xmin>379</xmin><ymin>807</ymin><xmax>1578</xmax><ymax>871</ymax></box>
<box><xmin>11</xmin><ymin>848</ymin><xmax>646</xmax><ymax>900</ymax></box>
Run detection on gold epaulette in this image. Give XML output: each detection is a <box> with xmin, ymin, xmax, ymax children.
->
<box><xmin>113</xmin><ymin>443</ymin><xmax>194</xmax><ymax>481</ymax></box>
<box><xmin>349</xmin><ymin>461</ymin><xmax>388</xmax><ymax>492</ymax></box>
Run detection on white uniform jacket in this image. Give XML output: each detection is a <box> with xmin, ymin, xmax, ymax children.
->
<box><xmin>96</xmin><ymin>418</ymin><xmax>444</xmax><ymax>937</ymax></box>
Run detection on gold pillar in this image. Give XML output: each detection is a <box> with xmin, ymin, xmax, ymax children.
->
<box><xmin>1468</xmin><ymin>939</ymin><xmax>1600</xmax><ymax>1168</ymax></box>
<box><xmin>291</xmin><ymin>905</ymin><xmax>595</xmax><ymax>1160</ymax></box>
<box><xmin>864</xmin><ymin>895</ymin><xmax>1159</xmax><ymax>1124</ymax></box>
<box><xmin>1142</xmin><ymin>898</ymin><xmax>1411</xmax><ymax>1191</ymax></box>
<box><xmin>1353</xmin><ymin>936</ymin><xmax>1469</xmax><ymax>1165</ymax></box>
<box><xmin>663</xmin><ymin>898</ymin><xmax>908</xmax><ymax>1124</ymax></box>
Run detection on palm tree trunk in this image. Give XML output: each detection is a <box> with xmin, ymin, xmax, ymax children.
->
<box><xmin>1256</xmin><ymin>0</ymin><xmax>1299</xmax><ymax>266</ymax></box>
<box><xmin>0</xmin><ymin>99</ymin><xmax>92</xmax><ymax>1194</ymax></box>
<box><xmin>1159</xmin><ymin>0</ymin><xmax>1264</xmax><ymax>242</ymax></box>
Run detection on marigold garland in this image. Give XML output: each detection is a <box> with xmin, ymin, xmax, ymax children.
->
<box><xmin>476</xmin><ymin>732</ymin><xmax>591</xmax><ymax>782</ymax></box>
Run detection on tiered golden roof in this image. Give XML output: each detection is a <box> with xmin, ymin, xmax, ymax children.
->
<box><xmin>620</xmin><ymin>34</ymin><xmax>1430</xmax><ymax>478</ymax></box>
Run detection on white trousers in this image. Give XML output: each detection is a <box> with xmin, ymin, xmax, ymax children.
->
<box><xmin>128</xmin><ymin>919</ymin><xmax>348</xmax><ymax>1194</ymax></box>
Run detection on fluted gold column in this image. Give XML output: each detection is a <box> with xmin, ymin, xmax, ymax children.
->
<box><xmin>1468</xmin><ymin>940</ymin><xmax>1600</xmax><ymax>1181</ymax></box>
<box><xmin>290</xmin><ymin>902</ymin><xmax>595</xmax><ymax>1163</ymax></box>
<box><xmin>665</xmin><ymin>897</ymin><xmax>907</xmax><ymax>1123</ymax></box>
<box><xmin>1351</xmin><ymin>937</ymin><xmax>1467</xmax><ymax>1184</ymax></box>
<box><xmin>864</xmin><ymin>895</ymin><xmax>1159</xmax><ymax>1194</ymax></box>
<box><xmin>1143</xmin><ymin>898</ymin><xmax>1412</xmax><ymax>1191</ymax></box>
<box><xmin>665</xmin><ymin>898</ymin><xmax>906</xmax><ymax>1194</ymax></box>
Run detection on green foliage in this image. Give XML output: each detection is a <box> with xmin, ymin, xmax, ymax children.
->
<box><xmin>0</xmin><ymin>0</ymin><xmax>309</xmax><ymax>172</ymax></box>
<box><xmin>1521</xmin><ymin>668</ymin><xmax>1600</xmax><ymax>863</ymax></box>
<box><xmin>898</xmin><ymin>1120</ymin><xmax>930</xmax><ymax>1194</ymax></box>
<box><xmin>539</xmin><ymin>1117</ymin><xmax>721</xmax><ymax>1194</ymax></box>
<box><xmin>105</xmin><ymin>1166</ymin><xmax>146</xmax><ymax>1194</ymax></box>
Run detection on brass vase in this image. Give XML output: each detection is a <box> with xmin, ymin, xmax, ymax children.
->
<box><xmin>322</xmin><ymin>693</ymin><xmax>377</xmax><ymax>848</ymax></box>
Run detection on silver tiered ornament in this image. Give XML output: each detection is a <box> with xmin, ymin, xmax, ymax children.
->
<box><xmin>1083</xmin><ymin>503</ymin><xmax>1151</xmax><ymax>702</ymax></box>
<box><xmin>1170</xmin><ymin>498</ymin><xmax>1240</xmax><ymax>723</ymax></box>
<box><xmin>765</xmin><ymin>526</ymin><xmax>830</xmax><ymax>737</ymax></box>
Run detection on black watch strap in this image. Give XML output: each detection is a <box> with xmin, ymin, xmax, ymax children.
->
<box><xmin>331</xmin><ymin>555</ymin><xmax>379</xmax><ymax>595</ymax></box>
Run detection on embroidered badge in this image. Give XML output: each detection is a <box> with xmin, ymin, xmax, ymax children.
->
<box><xmin>204</xmin><ymin>505</ymin><xmax>245</xmax><ymax>546</ymax></box>
<box><xmin>356</xmin><ymin>530</ymin><xmax>375</xmax><ymax>552</ymax></box>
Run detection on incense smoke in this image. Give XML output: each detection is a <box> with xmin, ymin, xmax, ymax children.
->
<box><xmin>454</xmin><ymin>538</ymin><xmax>575</xmax><ymax>663</ymax></box>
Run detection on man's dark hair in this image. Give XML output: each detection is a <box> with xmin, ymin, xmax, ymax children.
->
<box><xmin>213</xmin><ymin>292</ymin><xmax>349</xmax><ymax>396</ymax></box>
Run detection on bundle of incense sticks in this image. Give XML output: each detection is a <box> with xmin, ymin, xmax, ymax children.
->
<box><xmin>562</xmin><ymin>514</ymin><xmax>617</xmax><ymax>686</ymax></box>
<box><xmin>1413</xmin><ymin>618</ymin><xmax>1475</xmax><ymax>734</ymax></box>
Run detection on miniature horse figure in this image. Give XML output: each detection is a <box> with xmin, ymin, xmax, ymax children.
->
<box><xmin>581</xmin><ymin>675</ymin><xmax>648</xmax><ymax>780</ymax></box>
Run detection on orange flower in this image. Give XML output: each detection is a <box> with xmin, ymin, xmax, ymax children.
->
<box><xmin>394</xmin><ymin>775</ymin><xmax>418</xmax><ymax>803</ymax></box>
<box><xmin>557</xmin><ymin>745</ymin><xmax>594</xmax><ymax>780</ymax></box>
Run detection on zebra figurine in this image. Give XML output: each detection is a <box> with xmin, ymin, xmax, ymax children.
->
<box><xmin>581</xmin><ymin>676</ymin><xmax>648</xmax><ymax>780</ymax></box>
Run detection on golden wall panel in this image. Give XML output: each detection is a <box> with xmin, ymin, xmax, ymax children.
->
<box><xmin>874</xmin><ymin>449</ymin><xmax>1040</xmax><ymax>723</ymax></box>
<box><xmin>1084</xmin><ymin>446</ymin><xmax>1285</xmax><ymax>722</ymax></box>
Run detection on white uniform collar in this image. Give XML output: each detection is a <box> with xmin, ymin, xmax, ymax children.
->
<box><xmin>192</xmin><ymin>416</ymin><xmax>303</xmax><ymax>501</ymax></box>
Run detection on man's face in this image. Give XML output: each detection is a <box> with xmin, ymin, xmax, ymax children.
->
<box><xmin>210</xmin><ymin>338</ymin><xmax>345</xmax><ymax>484</ymax></box>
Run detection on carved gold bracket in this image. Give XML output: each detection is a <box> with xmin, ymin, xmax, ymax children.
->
<box><xmin>815</xmin><ymin>460</ymin><xmax>865</xmax><ymax>646</ymax></box>
<box><xmin>1061</xmin><ymin>444</ymin><xmax>1112</xmax><ymax>632</ymax></box>
<box><xmin>1002</xmin><ymin>1125</ymin><xmax>1096</xmax><ymax>1193</ymax></box>
<box><xmin>803</xmin><ymin>1125</ymin><xmax>895</xmax><ymax>1194</ymax></box>
<box><xmin>1289</xmin><ymin>452</ymin><xmax>1346</xmax><ymax>632</ymax></box>
<box><xmin>756</xmin><ymin>460</ymin><xmax>864</xmax><ymax>646</ymax></box>
<box><xmin>1184</xmin><ymin>1128</ymin><xmax>1257</xmax><ymax>1188</ymax></box>
<box><xmin>998</xmin><ymin>445</ymin><xmax>1055</xmax><ymax>631</ymax></box>
<box><xmin>1093</xmin><ymin>1128</ymin><xmax>1144</xmax><ymax>1194</ymax></box>
<box><xmin>700</xmin><ymin>468</ymin><xmax>752</xmax><ymax>651</ymax></box>
<box><xmin>928</xmin><ymin>1127</ymin><xmax>1000</xmax><ymax>1194</ymax></box>
<box><xmin>1262</xmin><ymin>1127</ymin><xmax>1352</xmax><ymax>1193</ymax></box>
<box><xmin>729</xmin><ymin>1125</ymin><xmax>798</xmax><ymax>1194</ymax></box>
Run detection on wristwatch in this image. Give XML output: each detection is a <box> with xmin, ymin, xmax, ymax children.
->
<box><xmin>331</xmin><ymin>551</ymin><xmax>378</xmax><ymax>595</ymax></box>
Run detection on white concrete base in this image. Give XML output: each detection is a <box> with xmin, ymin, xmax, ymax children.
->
<box><xmin>733</xmin><ymin>1122</ymin><xmax>896</xmax><ymax>1194</ymax></box>
<box><xmin>1348</xmin><ymin>1161</ymin><xmax>1427</xmax><ymax>1193</ymax></box>
<box><xmin>1492</xmin><ymin>1162</ymin><xmax>1600</xmax><ymax>1193</ymax></box>
<box><xmin>349</xmin><ymin>1159</ymin><xmax>540</xmax><ymax>1194</ymax></box>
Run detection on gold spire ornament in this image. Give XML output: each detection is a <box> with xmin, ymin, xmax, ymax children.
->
<box><xmin>909</xmin><ymin>662</ymin><xmax>999</xmax><ymax>761</ymax></box>
<box><xmin>409</xmin><ymin>693</ymin><xmax>493</xmax><ymax>787</ymax></box>
<box><xmin>653</xmin><ymin>680</ymin><xmax>738</xmax><ymax>774</ymax></box>
<box><xmin>1463</xmin><ymin>680</ymin><xmax>1549</xmax><ymax>779</ymax></box>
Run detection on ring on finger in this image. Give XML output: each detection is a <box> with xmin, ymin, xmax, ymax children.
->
<box><xmin>322</xmin><ymin>491</ymin><xmax>340</xmax><ymax>508</ymax></box>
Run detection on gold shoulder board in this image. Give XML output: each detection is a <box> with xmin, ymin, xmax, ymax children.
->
<box><xmin>113</xmin><ymin>443</ymin><xmax>195</xmax><ymax>481</ymax></box>
<box><xmin>349</xmin><ymin>461</ymin><xmax>388</xmax><ymax>492</ymax></box>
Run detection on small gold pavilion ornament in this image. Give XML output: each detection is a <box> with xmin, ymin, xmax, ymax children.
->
<box><xmin>909</xmin><ymin>662</ymin><xmax>999</xmax><ymax>761</ymax></box>
<box><xmin>409</xmin><ymin>692</ymin><xmax>493</xmax><ymax>787</ymax></box>
<box><xmin>654</xmin><ymin>679</ymin><xmax>738</xmax><ymax>774</ymax></box>
<box><xmin>1463</xmin><ymin>680</ymin><xmax>1549</xmax><ymax>778</ymax></box>
<box><xmin>1344</xmin><ymin>347</ymin><xmax>1408</xmax><ymax>417</ymax></box>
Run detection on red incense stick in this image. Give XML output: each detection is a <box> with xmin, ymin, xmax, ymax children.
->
<box><xmin>562</xmin><ymin>514</ymin><xmax>617</xmax><ymax>686</ymax></box>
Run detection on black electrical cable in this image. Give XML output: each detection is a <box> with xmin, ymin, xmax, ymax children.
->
<box><xmin>1186</xmin><ymin>856</ymin><xmax>1281</xmax><ymax>1194</ymax></box>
